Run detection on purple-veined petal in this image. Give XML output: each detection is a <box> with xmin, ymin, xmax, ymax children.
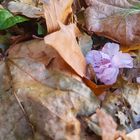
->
<box><xmin>112</xmin><ymin>52</ymin><xmax>133</xmax><ymax>68</ymax></box>
<box><xmin>94</xmin><ymin>62</ymin><xmax>111</xmax><ymax>74</ymax></box>
<box><xmin>102</xmin><ymin>43</ymin><xmax>120</xmax><ymax>58</ymax></box>
<box><xmin>86</xmin><ymin>50</ymin><xmax>97</xmax><ymax>66</ymax></box>
<box><xmin>96</xmin><ymin>67</ymin><xmax>119</xmax><ymax>85</ymax></box>
<box><xmin>86</xmin><ymin>50</ymin><xmax>110</xmax><ymax>66</ymax></box>
<box><xmin>86</xmin><ymin>50</ymin><xmax>111</xmax><ymax>74</ymax></box>
<box><xmin>86</xmin><ymin>50</ymin><xmax>102</xmax><ymax>67</ymax></box>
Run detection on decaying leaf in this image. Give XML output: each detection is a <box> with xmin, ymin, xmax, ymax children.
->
<box><xmin>9</xmin><ymin>37</ymin><xmax>108</xmax><ymax>95</ymax></box>
<box><xmin>122</xmin><ymin>84</ymin><xmax>140</xmax><ymax>126</ymax></box>
<box><xmin>44</xmin><ymin>23</ymin><xmax>87</xmax><ymax>77</ymax></box>
<box><xmin>86</xmin><ymin>109</ymin><xmax>126</xmax><ymax>140</ymax></box>
<box><xmin>43</xmin><ymin>0</ymin><xmax>73</xmax><ymax>33</ymax></box>
<box><xmin>96</xmin><ymin>109</ymin><xmax>121</xmax><ymax>140</ymax></box>
<box><xmin>85</xmin><ymin>0</ymin><xmax>140</xmax><ymax>46</ymax></box>
<box><xmin>1</xmin><ymin>0</ymin><xmax>139</xmax><ymax>138</ymax></box>
<box><xmin>85</xmin><ymin>113</ymin><xmax>102</xmax><ymax>136</ymax></box>
<box><xmin>3</xmin><ymin>38</ymin><xmax>100</xmax><ymax>139</ymax></box>
<box><xmin>8</xmin><ymin>1</ymin><xmax>43</xmax><ymax>18</ymax></box>
<box><xmin>0</xmin><ymin>62</ymin><xmax>34</xmax><ymax>140</ymax></box>
<box><xmin>7</xmin><ymin>59</ymin><xmax>100</xmax><ymax>139</ymax></box>
<box><xmin>85</xmin><ymin>83</ymin><xmax>140</xmax><ymax>137</ymax></box>
<box><xmin>101</xmin><ymin>83</ymin><xmax>140</xmax><ymax>132</ymax></box>
<box><xmin>8</xmin><ymin>39</ymin><xmax>79</xmax><ymax>79</ymax></box>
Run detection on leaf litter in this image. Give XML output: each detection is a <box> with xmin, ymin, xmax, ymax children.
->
<box><xmin>0</xmin><ymin>0</ymin><xmax>140</xmax><ymax>139</ymax></box>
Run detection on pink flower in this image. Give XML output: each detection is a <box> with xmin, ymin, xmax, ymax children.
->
<box><xmin>86</xmin><ymin>43</ymin><xmax>133</xmax><ymax>85</ymax></box>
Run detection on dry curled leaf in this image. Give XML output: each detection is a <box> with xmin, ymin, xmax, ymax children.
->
<box><xmin>44</xmin><ymin>23</ymin><xmax>87</xmax><ymax>77</ymax></box>
<box><xmin>44</xmin><ymin>23</ymin><xmax>110</xmax><ymax>95</ymax></box>
<box><xmin>43</xmin><ymin>0</ymin><xmax>73</xmax><ymax>33</ymax></box>
<box><xmin>85</xmin><ymin>0</ymin><xmax>140</xmax><ymax>46</ymax></box>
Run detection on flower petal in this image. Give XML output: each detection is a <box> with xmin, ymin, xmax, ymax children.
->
<box><xmin>102</xmin><ymin>43</ymin><xmax>120</xmax><ymax>58</ymax></box>
<box><xmin>112</xmin><ymin>52</ymin><xmax>133</xmax><ymax>68</ymax></box>
<box><xmin>86</xmin><ymin>50</ymin><xmax>111</xmax><ymax>74</ymax></box>
<box><xmin>96</xmin><ymin>67</ymin><xmax>119</xmax><ymax>85</ymax></box>
<box><xmin>86</xmin><ymin>50</ymin><xmax>101</xmax><ymax>66</ymax></box>
<box><xmin>86</xmin><ymin>50</ymin><xmax>110</xmax><ymax>67</ymax></box>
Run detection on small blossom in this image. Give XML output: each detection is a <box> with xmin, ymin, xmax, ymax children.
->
<box><xmin>86</xmin><ymin>43</ymin><xmax>133</xmax><ymax>85</ymax></box>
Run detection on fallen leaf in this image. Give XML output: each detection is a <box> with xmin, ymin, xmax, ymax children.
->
<box><xmin>101</xmin><ymin>83</ymin><xmax>140</xmax><ymax>133</ymax></box>
<box><xmin>8</xmin><ymin>39</ymin><xmax>79</xmax><ymax>79</ymax></box>
<box><xmin>96</xmin><ymin>109</ymin><xmax>125</xmax><ymax>140</ymax></box>
<box><xmin>9</xmin><ymin>38</ymin><xmax>108</xmax><ymax>95</ymax></box>
<box><xmin>8</xmin><ymin>1</ymin><xmax>43</xmax><ymax>18</ymax></box>
<box><xmin>85</xmin><ymin>113</ymin><xmax>102</xmax><ymax>136</ymax></box>
<box><xmin>86</xmin><ymin>109</ymin><xmax>126</xmax><ymax>140</ymax></box>
<box><xmin>122</xmin><ymin>84</ymin><xmax>140</xmax><ymax>127</ymax></box>
<box><xmin>44</xmin><ymin>23</ymin><xmax>87</xmax><ymax>77</ymax></box>
<box><xmin>0</xmin><ymin>62</ymin><xmax>34</xmax><ymax>140</ymax></box>
<box><xmin>43</xmin><ymin>0</ymin><xmax>73</xmax><ymax>33</ymax></box>
<box><xmin>44</xmin><ymin>23</ymin><xmax>111</xmax><ymax>95</ymax></box>
<box><xmin>102</xmin><ymin>92</ymin><xmax>133</xmax><ymax>132</ymax></box>
<box><xmin>85</xmin><ymin>0</ymin><xmax>140</xmax><ymax>46</ymax></box>
<box><xmin>7</xmin><ymin>46</ymin><xmax>100</xmax><ymax>139</ymax></box>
